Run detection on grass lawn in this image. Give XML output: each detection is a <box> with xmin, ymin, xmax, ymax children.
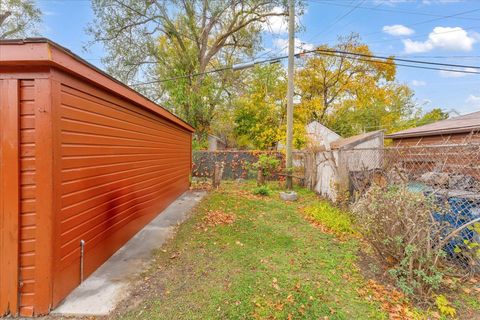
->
<box><xmin>115</xmin><ymin>181</ymin><xmax>387</xmax><ymax>319</ymax></box>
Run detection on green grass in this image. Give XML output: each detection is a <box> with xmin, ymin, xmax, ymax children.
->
<box><xmin>303</xmin><ymin>201</ymin><xmax>356</xmax><ymax>237</ymax></box>
<box><xmin>252</xmin><ymin>185</ymin><xmax>271</xmax><ymax>196</ymax></box>
<box><xmin>119</xmin><ymin>181</ymin><xmax>385</xmax><ymax>320</ymax></box>
<box><xmin>459</xmin><ymin>293</ymin><xmax>480</xmax><ymax>311</ymax></box>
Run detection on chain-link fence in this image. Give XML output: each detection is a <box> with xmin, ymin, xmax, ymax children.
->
<box><xmin>345</xmin><ymin>143</ymin><xmax>480</xmax><ymax>274</ymax></box>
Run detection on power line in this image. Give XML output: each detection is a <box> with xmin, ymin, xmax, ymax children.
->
<box><xmin>315</xmin><ymin>0</ymin><xmax>385</xmax><ymax>42</ymax></box>
<box><xmin>315</xmin><ymin>48</ymin><xmax>480</xmax><ymax>70</ymax></box>
<box><xmin>131</xmin><ymin>47</ymin><xmax>480</xmax><ymax>86</ymax></box>
<box><xmin>259</xmin><ymin>3</ymin><xmax>480</xmax><ymax>64</ymax></box>
<box><xmin>313</xmin><ymin>50</ymin><xmax>480</xmax><ymax>75</ymax></box>
<box><xmin>362</xmin><ymin>7</ymin><xmax>480</xmax><ymax>38</ymax></box>
<box><xmin>307</xmin><ymin>0</ymin><xmax>366</xmax><ymax>42</ymax></box>
<box><xmin>255</xmin><ymin>0</ymin><xmax>367</xmax><ymax>63</ymax></box>
<box><xmin>308</xmin><ymin>0</ymin><xmax>480</xmax><ymax>21</ymax></box>
<box><xmin>366</xmin><ymin>24</ymin><xmax>480</xmax><ymax>45</ymax></box>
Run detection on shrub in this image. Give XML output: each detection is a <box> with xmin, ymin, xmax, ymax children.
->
<box><xmin>304</xmin><ymin>202</ymin><xmax>355</xmax><ymax>236</ymax></box>
<box><xmin>435</xmin><ymin>294</ymin><xmax>456</xmax><ymax>317</ymax></box>
<box><xmin>253</xmin><ymin>185</ymin><xmax>271</xmax><ymax>196</ymax></box>
<box><xmin>352</xmin><ymin>184</ymin><xmax>446</xmax><ymax>300</ymax></box>
<box><xmin>252</xmin><ymin>154</ymin><xmax>280</xmax><ymax>185</ymax></box>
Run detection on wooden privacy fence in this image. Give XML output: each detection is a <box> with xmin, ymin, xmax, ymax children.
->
<box><xmin>192</xmin><ymin>151</ymin><xmax>284</xmax><ymax>180</ymax></box>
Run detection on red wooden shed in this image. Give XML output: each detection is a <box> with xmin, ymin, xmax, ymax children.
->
<box><xmin>0</xmin><ymin>38</ymin><xmax>194</xmax><ymax>317</ymax></box>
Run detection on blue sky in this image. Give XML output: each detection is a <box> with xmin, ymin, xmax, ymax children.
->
<box><xmin>37</xmin><ymin>0</ymin><xmax>480</xmax><ymax>115</ymax></box>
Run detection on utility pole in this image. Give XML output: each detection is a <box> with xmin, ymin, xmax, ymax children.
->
<box><xmin>285</xmin><ymin>0</ymin><xmax>295</xmax><ymax>190</ymax></box>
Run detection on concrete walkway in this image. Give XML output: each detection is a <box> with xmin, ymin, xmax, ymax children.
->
<box><xmin>51</xmin><ymin>190</ymin><xmax>206</xmax><ymax>316</ymax></box>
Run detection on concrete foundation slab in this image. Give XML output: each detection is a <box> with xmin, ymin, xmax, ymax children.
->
<box><xmin>51</xmin><ymin>190</ymin><xmax>206</xmax><ymax>316</ymax></box>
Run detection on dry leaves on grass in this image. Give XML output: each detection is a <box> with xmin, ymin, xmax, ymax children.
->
<box><xmin>357</xmin><ymin>279</ymin><xmax>414</xmax><ymax>320</ymax></box>
<box><xmin>190</xmin><ymin>180</ymin><xmax>213</xmax><ymax>191</ymax></box>
<box><xmin>200</xmin><ymin>210</ymin><xmax>236</xmax><ymax>229</ymax></box>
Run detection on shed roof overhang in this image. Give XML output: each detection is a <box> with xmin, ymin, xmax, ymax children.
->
<box><xmin>385</xmin><ymin>126</ymin><xmax>480</xmax><ymax>139</ymax></box>
<box><xmin>0</xmin><ymin>38</ymin><xmax>194</xmax><ymax>132</ymax></box>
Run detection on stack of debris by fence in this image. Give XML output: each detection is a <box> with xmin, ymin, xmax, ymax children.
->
<box><xmin>192</xmin><ymin>150</ymin><xmax>284</xmax><ymax>180</ymax></box>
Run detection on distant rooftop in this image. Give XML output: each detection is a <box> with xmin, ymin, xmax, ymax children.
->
<box><xmin>331</xmin><ymin>130</ymin><xmax>384</xmax><ymax>150</ymax></box>
<box><xmin>385</xmin><ymin>111</ymin><xmax>480</xmax><ymax>139</ymax></box>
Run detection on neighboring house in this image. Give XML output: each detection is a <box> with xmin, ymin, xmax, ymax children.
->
<box><xmin>208</xmin><ymin>134</ymin><xmax>227</xmax><ymax>151</ymax></box>
<box><xmin>385</xmin><ymin>111</ymin><xmax>480</xmax><ymax>146</ymax></box>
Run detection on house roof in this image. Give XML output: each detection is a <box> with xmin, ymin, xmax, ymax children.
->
<box><xmin>385</xmin><ymin>111</ymin><xmax>480</xmax><ymax>139</ymax></box>
<box><xmin>0</xmin><ymin>38</ymin><xmax>194</xmax><ymax>132</ymax></box>
<box><xmin>330</xmin><ymin>130</ymin><xmax>384</xmax><ymax>150</ymax></box>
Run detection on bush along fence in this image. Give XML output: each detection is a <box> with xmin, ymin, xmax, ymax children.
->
<box><xmin>354</xmin><ymin>144</ymin><xmax>480</xmax><ymax>276</ymax></box>
<box><xmin>294</xmin><ymin>143</ymin><xmax>480</xmax><ymax>281</ymax></box>
<box><xmin>192</xmin><ymin>150</ymin><xmax>285</xmax><ymax>180</ymax></box>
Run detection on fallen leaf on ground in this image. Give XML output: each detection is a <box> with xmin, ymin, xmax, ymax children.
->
<box><xmin>357</xmin><ymin>279</ymin><xmax>413</xmax><ymax>320</ymax></box>
<box><xmin>201</xmin><ymin>210</ymin><xmax>236</xmax><ymax>228</ymax></box>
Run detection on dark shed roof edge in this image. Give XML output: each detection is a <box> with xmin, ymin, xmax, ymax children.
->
<box><xmin>385</xmin><ymin>126</ymin><xmax>480</xmax><ymax>139</ymax></box>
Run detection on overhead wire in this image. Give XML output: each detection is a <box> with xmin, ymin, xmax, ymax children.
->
<box><xmin>130</xmin><ymin>47</ymin><xmax>480</xmax><ymax>86</ymax></box>
<box><xmin>308</xmin><ymin>0</ymin><xmax>480</xmax><ymax>21</ymax></box>
<box><xmin>256</xmin><ymin>2</ymin><xmax>480</xmax><ymax>63</ymax></box>
<box><xmin>256</xmin><ymin>0</ymin><xmax>367</xmax><ymax>62</ymax></box>
<box><xmin>306</xmin><ymin>0</ymin><xmax>367</xmax><ymax>42</ymax></box>
<box><xmin>361</xmin><ymin>7</ymin><xmax>480</xmax><ymax>38</ymax></box>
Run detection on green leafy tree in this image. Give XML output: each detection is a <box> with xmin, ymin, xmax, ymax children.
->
<box><xmin>295</xmin><ymin>34</ymin><xmax>435</xmax><ymax>137</ymax></box>
<box><xmin>296</xmin><ymin>34</ymin><xmax>396</xmax><ymax>124</ymax></box>
<box><xmin>0</xmin><ymin>0</ymin><xmax>41</xmax><ymax>39</ymax></box>
<box><xmin>87</xmin><ymin>0</ymin><xmax>288</xmax><ymax>138</ymax></box>
<box><xmin>402</xmin><ymin>107</ymin><xmax>449</xmax><ymax>130</ymax></box>
<box><xmin>234</xmin><ymin>63</ymin><xmax>287</xmax><ymax>149</ymax></box>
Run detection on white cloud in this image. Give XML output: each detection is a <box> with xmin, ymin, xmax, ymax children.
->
<box><xmin>383</xmin><ymin>25</ymin><xmax>414</xmax><ymax>36</ymax></box>
<box><xmin>403</xmin><ymin>39</ymin><xmax>433</xmax><ymax>53</ymax></box>
<box><xmin>466</xmin><ymin>94</ymin><xmax>480</xmax><ymax>105</ymax></box>
<box><xmin>273</xmin><ymin>38</ymin><xmax>314</xmax><ymax>54</ymax></box>
<box><xmin>403</xmin><ymin>27</ymin><xmax>476</xmax><ymax>54</ymax></box>
<box><xmin>265</xmin><ymin>6</ymin><xmax>288</xmax><ymax>34</ymax></box>
<box><xmin>439</xmin><ymin>67</ymin><xmax>476</xmax><ymax>78</ymax></box>
<box><xmin>463</xmin><ymin>94</ymin><xmax>480</xmax><ymax>112</ymax></box>
<box><xmin>411</xmin><ymin>80</ymin><xmax>426</xmax><ymax>86</ymax></box>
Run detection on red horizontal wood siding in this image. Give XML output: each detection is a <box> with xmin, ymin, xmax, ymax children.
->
<box><xmin>19</xmin><ymin>80</ymin><xmax>36</xmax><ymax>317</ymax></box>
<box><xmin>52</xmin><ymin>75</ymin><xmax>191</xmax><ymax>306</ymax></box>
<box><xmin>1</xmin><ymin>40</ymin><xmax>193</xmax><ymax>315</ymax></box>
